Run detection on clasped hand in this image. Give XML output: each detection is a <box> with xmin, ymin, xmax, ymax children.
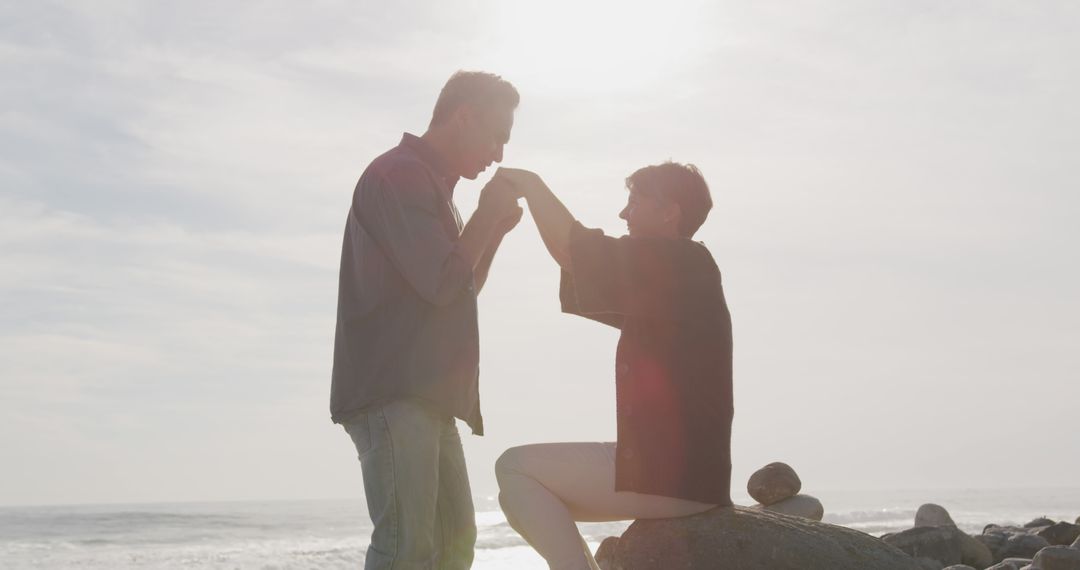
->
<box><xmin>478</xmin><ymin>167</ymin><xmax>546</xmax><ymax>236</ymax></box>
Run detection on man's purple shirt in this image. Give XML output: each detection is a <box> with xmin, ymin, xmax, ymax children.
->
<box><xmin>331</xmin><ymin>134</ymin><xmax>484</xmax><ymax>434</ymax></box>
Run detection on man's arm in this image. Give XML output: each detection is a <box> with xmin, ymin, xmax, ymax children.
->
<box><xmin>473</xmin><ymin>206</ymin><xmax>523</xmax><ymax>293</ymax></box>
<box><xmin>456</xmin><ymin>201</ymin><xmax>513</xmax><ymax>274</ymax></box>
<box><xmin>494</xmin><ymin>168</ymin><xmax>575</xmax><ymax>270</ymax></box>
<box><xmin>357</xmin><ymin>167</ymin><xmax>513</xmax><ymax>307</ymax></box>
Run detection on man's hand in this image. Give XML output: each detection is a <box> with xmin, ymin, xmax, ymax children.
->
<box><xmin>478</xmin><ymin>175</ymin><xmax>522</xmax><ymax>219</ymax></box>
<box><xmin>494</xmin><ymin>205</ymin><xmax>524</xmax><ymax>236</ymax></box>
<box><xmin>471</xmin><ymin>178</ymin><xmax>523</xmax><ymax>294</ymax></box>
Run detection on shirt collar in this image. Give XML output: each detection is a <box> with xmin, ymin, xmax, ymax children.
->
<box><xmin>400</xmin><ymin>133</ymin><xmax>459</xmax><ymax>193</ymax></box>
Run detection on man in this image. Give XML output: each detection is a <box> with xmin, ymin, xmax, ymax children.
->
<box><xmin>331</xmin><ymin>71</ymin><xmax>521</xmax><ymax>570</ymax></box>
<box><xmin>492</xmin><ymin>165</ymin><xmax>733</xmax><ymax>570</ymax></box>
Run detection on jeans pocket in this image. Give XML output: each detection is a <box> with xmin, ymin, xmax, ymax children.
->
<box><xmin>344</xmin><ymin>413</ymin><xmax>373</xmax><ymax>458</ymax></box>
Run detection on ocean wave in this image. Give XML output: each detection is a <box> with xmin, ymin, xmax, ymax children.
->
<box><xmin>3</xmin><ymin>493</ymin><xmax>1079</xmax><ymax>569</ymax></box>
<box><xmin>824</xmin><ymin>508</ymin><xmax>917</xmax><ymax>525</ymax></box>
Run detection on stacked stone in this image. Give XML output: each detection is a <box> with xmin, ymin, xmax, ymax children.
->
<box><xmin>746</xmin><ymin>462</ymin><xmax>825</xmax><ymax>522</ymax></box>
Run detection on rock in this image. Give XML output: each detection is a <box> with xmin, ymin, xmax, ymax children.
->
<box><xmin>987</xmin><ymin>524</ymin><xmax>1030</xmax><ymax>535</ymax></box>
<box><xmin>1033</xmin><ymin>545</ymin><xmax>1080</xmax><ymax>570</ymax></box>
<box><xmin>958</xmin><ymin>532</ymin><xmax>995</xmax><ymax>568</ymax></box>
<box><xmin>915</xmin><ymin>504</ymin><xmax>957</xmax><ymax>528</ymax></box>
<box><xmin>881</xmin><ymin>526</ymin><xmax>959</xmax><ymax>565</ymax></box>
<box><xmin>596</xmin><ymin>535</ymin><xmax>622</xmax><ymax>570</ymax></box>
<box><xmin>595</xmin><ymin>536</ymin><xmax>619</xmax><ymax>570</ymax></box>
<box><xmin>1027</xmin><ymin>517</ymin><xmax>1057</xmax><ymax>528</ymax></box>
<box><xmin>980</xmin><ymin>532</ymin><xmax>1010</xmax><ymax>556</ymax></box>
<box><xmin>882</xmin><ymin>527</ymin><xmax>962</xmax><ymax>566</ymax></box>
<box><xmin>986</xmin><ymin>559</ymin><xmax>1034</xmax><ymax>570</ymax></box>
<box><xmin>983</xmin><ymin>526</ymin><xmax>1053</xmax><ymax>562</ymax></box>
<box><xmin>754</xmin><ymin>494</ymin><xmax>825</xmax><ymax>521</ymax></box>
<box><xmin>1038</xmin><ymin>522</ymin><xmax>1080</xmax><ymax>546</ymax></box>
<box><xmin>1000</xmin><ymin>534</ymin><xmax>1052</xmax><ymax>561</ymax></box>
<box><xmin>916</xmin><ymin>558</ymin><xmax>945</xmax><ymax>570</ymax></box>
<box><xmin>746</xmin><ymin>462</ymin><xmax>801</xmax><ymax>506</ymax></box>
<box><xmin>883</xmin><ymin>526</ymin><xmax>992</xmax><ymax>569</ymax></box>
<box><xmin>1072</xmin><ymin>535</ymin><xmax>1080</xmax><ymax>550</ymax></box>
<box><xmin>611</xmin><ymin>506</ymin><xmax>923</xmax><ymax>570</ymax></box>
<box><xmin>941</xmin><ymin>566</ymin><xmax>976</xmax><ymax>570</ymax></box>
<box><xmin>990</xmin><ymin>524</ymin><xmax>1047</xmax><ymax>536</ymax></box>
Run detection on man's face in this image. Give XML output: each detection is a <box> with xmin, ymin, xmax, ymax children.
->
<box><xmin>457</xmin><ymin>105</ymin><xmax>514</xmax><ymax>180</ymax></box>
<box><xmin>619</xmin><ymin>188</ymin><xmax>679</xmax><ymax>238</ymax></box>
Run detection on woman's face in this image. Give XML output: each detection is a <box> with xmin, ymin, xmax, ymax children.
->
<box><xmin>619</xmin><ymin>188</ymin><xmax>681</xmax><ymax>238</ymax></box>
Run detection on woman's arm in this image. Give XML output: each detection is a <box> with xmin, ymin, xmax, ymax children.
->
<box><xmin>495</xmin><ymin>167</ymin><xmax>574</xmax><ymax>270</ymax></box>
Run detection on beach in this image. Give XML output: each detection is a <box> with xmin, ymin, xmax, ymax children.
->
<box><xmin>3</xmin><ymin>487</ymin><xmax>1078</xmax><ymax>569</ymax></box>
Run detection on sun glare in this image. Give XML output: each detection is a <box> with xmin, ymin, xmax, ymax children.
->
<box><xmin>486</xmin><ymin>0</ymin><xmax>711</xmax><ymax>94</ymax></box>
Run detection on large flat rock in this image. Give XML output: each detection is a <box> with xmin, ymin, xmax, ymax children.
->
<box><xmin>611</xmin><ymin>506</ymin><xmax>923</xmax><ymax>570</ymax></box>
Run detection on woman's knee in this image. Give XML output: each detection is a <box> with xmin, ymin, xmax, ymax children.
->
<box><xmin>495</xmin><ymin>446</ymin><xmax>528</xmax><ymax>484</ymax></box>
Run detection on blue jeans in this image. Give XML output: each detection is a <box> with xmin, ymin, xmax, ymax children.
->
<box><xmin>344</xmin><ymin>398</ymin><xmax>476</xmax><ymax>570</ymax></box>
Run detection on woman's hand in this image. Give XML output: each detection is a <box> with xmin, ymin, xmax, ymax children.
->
<box><xmin>493</xmin><ymin>167</ymin><xmax>546</xmax><ymax>200</ymax></box>
<box><xmin>492</xmin><ymin>166</ymin><xmax>575</xmax><ymax>270</ymax></box>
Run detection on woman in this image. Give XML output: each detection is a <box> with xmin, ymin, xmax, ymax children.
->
<box><xmin>493</xmin><ymin>163</ymin><xmax>735</xmax><ymax>570</ymax></box>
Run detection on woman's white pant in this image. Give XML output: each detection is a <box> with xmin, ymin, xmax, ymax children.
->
<box><xmin>495</xmin><ymin>442</ymin><xmax>716</xmax><ymax>570</ymax></box>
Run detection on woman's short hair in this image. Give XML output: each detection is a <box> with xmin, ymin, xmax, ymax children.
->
<box><xmin>626</xmin><ymin>162</ymin><xmax>713</xmax><ymax>238</ymax></box>
<box><xmin>430</xmin><ymin>71</ymin><xmax>520</xmax><ymax>127</ymax></box>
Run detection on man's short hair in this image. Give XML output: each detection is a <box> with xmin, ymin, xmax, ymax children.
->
<box><xmin>626</xmin><ymin>162</ymin><xmax>713</xmax><ymax>238</ymax></box>
<box><xmin>430</xmin><ymin>71</ymin><xmax>520</xmax><ymax>127</ymax></box>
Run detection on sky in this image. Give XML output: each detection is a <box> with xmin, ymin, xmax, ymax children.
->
<box><xmin>1</xmin><ymin>0</ymin><xmax>1078</xmax><ymax>507</ymax></box>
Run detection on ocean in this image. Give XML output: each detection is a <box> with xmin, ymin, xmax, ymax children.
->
<box><xmin>2</xmin><ymin>488</ymin><xmax>1078</xmax><ymax>569</ymax></box>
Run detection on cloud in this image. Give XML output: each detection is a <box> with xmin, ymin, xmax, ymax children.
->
<box><xmin>2</xmin><ymin>0</ymin><xmax>1079</xmax><ymax>505</ymax></box>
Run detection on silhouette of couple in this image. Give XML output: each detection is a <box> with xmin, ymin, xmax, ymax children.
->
<box><xmin>330</xmin><ymin>71</ymin><xmax>733</xmax><ymax>570</ymax></box>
